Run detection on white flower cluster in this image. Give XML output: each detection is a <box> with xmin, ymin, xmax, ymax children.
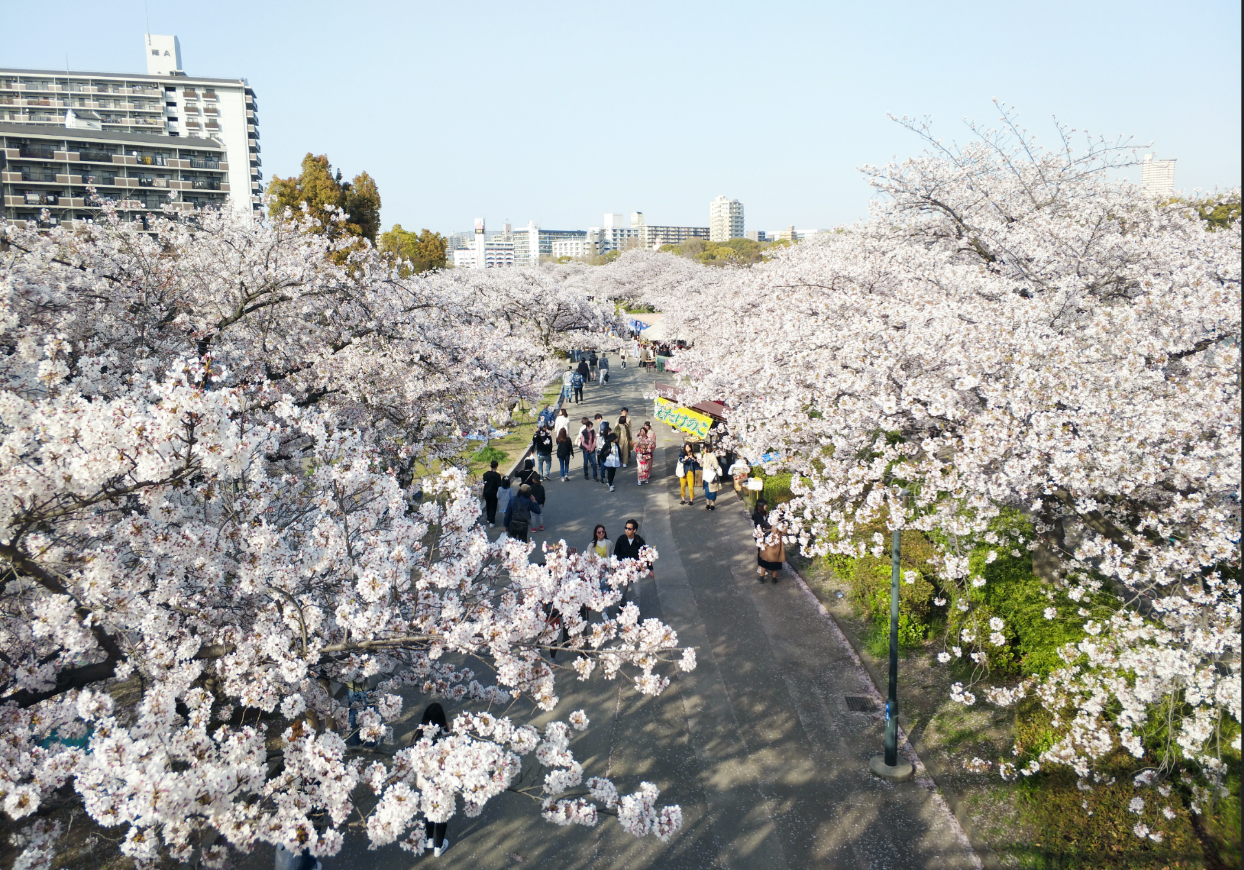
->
<box><xmin>577</xmin><ymin>106</ymin><xmax>1241</xmax><ymax>832</ymax></box>
<box><xmin>0</xmin><ymin>204</ymin><xmax>691</xmax><ymax>866</ymax></box>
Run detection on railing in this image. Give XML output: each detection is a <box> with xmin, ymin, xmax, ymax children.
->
<box><xmin>24</xmin><ymin>193</ymin><xmax>59</xmax><ymax>205</ymax></box>
<box><xmin>188</xmin><ymin>158</ymin><xmax>220</xmax><ymax>169</ymax></box>
<box><xmin>19</xmin><ymin>145</ymin><xmax>58</xmax><ymax>159</ymax></box>
<box><xmin>78</xmin><ymin>150</ymin><xmax>114</xmax><ymax>163</ymax></box>
<box><xmin>134</xmin><ymin>155</ymin><xmax>169</xmax><ymax>166</ymax></box>
<box><xmin>183</xmin><ymin>89</ymin><xmax>199</xmax><ymax>99</ymax></box>
<box><xmin>191</xmin><ymin>179</ymin><xmax>221</xmax><ymax>190</ymax></box>
<box><xmin>20</xmin><ymin>169</ymin><xmax>58</xmax><ymax>182</ymax></box>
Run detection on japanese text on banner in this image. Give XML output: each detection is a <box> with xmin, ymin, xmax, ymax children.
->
<box><xmin>653</xmin><ymin>397</ymin><xmax>713</xmax><ymax>439</ymax></box>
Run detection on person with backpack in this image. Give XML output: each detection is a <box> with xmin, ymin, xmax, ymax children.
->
<box><xmin>536</xmin><ymin>404</ymin><xmax>555</xmax><ymax>430</ymax></box>
<box><xmin>555</xmin><ymin>429</ymin><xmax>575</xmax><ymax>482</ymax></box>
<box><xmin>601</xmin><ymin>432</ymin><xmax>622</xmax><ymax>492</ymax></box>
<box><xmin>588</xmin><ymin>350</ymin><xmax>598</xmax><ymax>382</ymax></box>
<box><xmin>571</xmin><ymin>368</ymin><xmax>585</xmax><ymax>404</ymax></box>
<box><xmin>598</xmin><ymin>354</ymin><xmax>610</xmax><ymax>385</ymax></box>
<box><xmin>532</xmin><ymin>426</ymin><xmax>553</xmax><ymax>481</ymax></box>
<box><xmin>413</xmin><ymin>703</ymin><xmax>451</xmax><ymax>857</ymax></box>
<box><xmin>578</xmin><ymin>419</ymin><xmax>599</xmax><ymax>482</ymax></box>
<box><xmin>481</xmin><ymin>460</ymin><xmax>504</xmax><ymax>527</ymax></box>
<box><xmin>503</xmin><ymin>484</ymin><xmax>540</xmax><ymax>541</ymax></box>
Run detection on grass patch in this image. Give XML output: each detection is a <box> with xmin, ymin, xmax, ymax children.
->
<box><xmin>464</xmin><ymin>379</ymin><xmax>565</xmax><ymax>479</ymax></box>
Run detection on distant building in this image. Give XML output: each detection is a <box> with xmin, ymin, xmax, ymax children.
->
<box><xmin>627</xmin><ymin>211</ymin><xmax>709</xmax><ymax>248</ymax></box>
<box><xmin>775</xmin><ymin>225</ymin><xmax>797</xmax><ymax>242</ymax></box>
<box><xmin>1141</xmin><ymin>155</ymin><xmax>1176</xmax><ymax>198</ymax></box>
<box><xmin>745</xmin><ymin>230</ymin><xmax>766</xmax><ymax>242</ymax></box>
<box><xmin>452</xmin><ymin>218</ymin><xmax>514</xmax><ymax>269</ymax></box>
<box><xmin>0</xmin><ymin>34</ymin><xmax>261</xmax><ymax>223</ymax></box>
<box><xmin>709</xmin><ymin>195</ymin><xmax>744</xmax><ymax>241</ymax></box>
<box><xmin>509</xmin><ymin>221</ymin><xmax>588</xmax><ymax>266</ymax></box>
<box><xmin>551</xmin><ymin>237</ymin><xmax>598</xmax><ymax>260</ymax></box>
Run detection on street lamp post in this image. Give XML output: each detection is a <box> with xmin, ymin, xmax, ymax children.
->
<box><xmin>870</xmin><ymin>487</ymin><xmax>915</xmax><ymax>781</ymax></box>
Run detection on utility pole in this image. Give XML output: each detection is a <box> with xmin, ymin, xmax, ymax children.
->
<box><xmin>870</xmin><ymin>486</ymin><xmax>915</xmax><ymax>781</ymax></box>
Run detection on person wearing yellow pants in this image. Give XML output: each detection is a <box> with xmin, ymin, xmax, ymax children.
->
<box><xmin>678</xmin><ymin>443</ymin><xmax>702</xmax><ymax>506</ymax></box>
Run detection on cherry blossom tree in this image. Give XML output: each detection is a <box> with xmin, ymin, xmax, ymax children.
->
<box><xmin>613</xmin><ymin>108</ymin><xmax>1240</xmax><ymax>834</ymax></box>
<box><xmin>0</xmin><ymin>202</ymin><xmax>693</xmax><ymax>867</ymax></box>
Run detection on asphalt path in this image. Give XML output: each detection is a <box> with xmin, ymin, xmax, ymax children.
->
<box><xmin>252</xmin><ymin>361</ymin><xmax>980</xmax><ymax>869</ymax></box>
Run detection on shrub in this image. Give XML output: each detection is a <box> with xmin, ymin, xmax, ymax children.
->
<box><xmin>471</xmin><ymin>445</ymin><xmax>507</xmax><ymax>465</ymax></box>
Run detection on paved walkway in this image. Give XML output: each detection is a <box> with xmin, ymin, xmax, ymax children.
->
<box><xmin>277</xmin><ymin>362</ymin><xmax>980</xmax><ymax>869</ymax></box>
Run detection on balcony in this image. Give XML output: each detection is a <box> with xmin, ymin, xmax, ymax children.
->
<box><xmin>19</xmin><ymin>169</ymin><xmax>58</xmax><ymax>183</ymax></box>
<box><xmin>183</xmin><ymin>89</ymin><xmax>199</xmax><ymax>99</ymax></box>
<box><xmin>190</xmin><ymin>178</ymin><xmax>221</xmax><ymax>190</ymax></box>
<box><xmin>188</xmin><ymin>158</ymin><xmax>221</xmax><ymax>170</ymax></box>
<box><xmin>78</xmin><ymin>149</ymin><xmax>115</xmax><ymax>163</ymax></box>
<box><xmin>18</xmin><ymin>145</ymin><xmax>57</xmax><ymax>159</ymax></box>
<box><xmin>203</xmin><ymin>90</ymin><xmax>218</xmax><ymax>101</ymax></box>
<box><xmin>133</xmin><ymin>155</ymin><xmax>169</xmax><ymax>167</ymax></box>
<box><xmin>24</xmin><ymin>192</ymin><xmax>60</xmax><ymax>205</ymax></box>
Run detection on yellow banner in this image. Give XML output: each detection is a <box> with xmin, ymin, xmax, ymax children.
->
<box><xmin>654</xmin><ymin>397</ymin><xmax>713</xmax><ymax>440</ymax></box>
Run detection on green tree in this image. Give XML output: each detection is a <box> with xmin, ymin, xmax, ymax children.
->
<box><xmin>378</xmin><ymin>224</ymin><xmax>448</xmax><ymax>274</ymax></box>
<box><xmin>267</xmin><ymin>153</ymin><xmax>382</xmax><ymax>244</ymax></box>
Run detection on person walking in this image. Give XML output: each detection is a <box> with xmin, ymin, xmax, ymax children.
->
<box><xmin>553</xmin><ymin>407</ymin><xmax>571</xmax><ymax>440</ymax></box>
<box><xmin>414</xmin><ymin>703</ymin><xmax>451</xmax><ymax>857</ymax></box>
<box><xmin>562</xmin><ymin>365</ymin><xmax>574</xmax><ymax>401</ymax></box>
<box><xmin>571</xmin><ymin>368</ymin><xmax>585</xmax><ymax>404</ymax></box>
<box><xmin>503</xmin><ymin>483</ymin><xmax>540</xmax><ymax>541</ymax></box>
<box><xmin>529</xmin><ymin>474</ymin><xmax>546</xmax><ymax>532</ymax></box>
<box><xmin>677</xmin><ymin>443</ymin><xmax>701</xmax><ymax>506</ymax></box>
<box><xmin>532</xmin><ymin>426</ymin><xmax>553</xmax><ymax>481</ymax></box>
<box><xmin>702</xmin><ymin>450</ymin><xmax>723</xmax><ymax>511</ymax></box>
<box><xmin>578</xmin><ymin>419</ymin><xmax>599</xmax><ymax>481</ymax></box>
<box><xmin>613</xmin><ymin>519</ymin><xmax>650</xmax><ymax>612</ymax></box>
<box><xmin>598</xmin><ymin>354</ymin><xmax>610</xmax><ymax>385</ymax></box>
<box><xmin>620</xmin><ymin>348</ymin><xmax>627</xmax><ymax>369</ymax></box>
<box><xmin>634</xmin><ymin>422</ymin><xmax>655</xmax><ymax>485</ymax></box>
<box><xmin>576</xmin><ymin>356</ymin><xmax>590</xmax><ymax>383</ymax></box>
<box><xmin>601</xmin><ymin>432</ymin><xmax>621</xmax><ymax>491</ymax></box>
<box><xmin>615</xmin><ymin>411</ymin><xmax>632</xmax><ymax>467</ymax></box>
<box><xmin>555</xmin><ymin>429</ymin><xmax>575</xmax><ymax>481</ymax></box>
<box><xmin>597</xmin><ymin>421</ymin><xmax>611</xmax><ymax>485</ymax></box>
<box><xmin>536</xmin><ymin>403</ymin><xmax>555</xmax><ymax>430</ymax></box>
<box><xmin>588</xmin><ymin>350</ymin><xmax>598</xmax><ymax>382</ymax></box>
<box><xmin>752</xmin><ymin>499</ymin><xmax>786</xmax><ymax>582</ymax></box>
<box><xmin>481</xmin><ymin>460</ymin><xmax>504</xmax><ymax>527</ymax></box>
<box><xmin>587</xmin><ymin>524</ymin><xmax>612</xmax><ymax>564</ymax></box>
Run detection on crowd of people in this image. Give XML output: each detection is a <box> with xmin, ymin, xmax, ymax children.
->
<box><xmin>482</xmin><ymin>351</ymin><xmax>786</xmax><ymax>608</ymax></box>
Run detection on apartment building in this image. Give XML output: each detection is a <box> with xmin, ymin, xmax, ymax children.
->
<box><xmin>509</xmin><ymin>221</ymin><xmax>589</xmax><ymax>266</ymax></box>
<box><xmin>709</xmin><ymin>195</ymin><xmax>744</xmax><ymax>241</ymax></box>
<box><xmin>1141</xmin><ymin>155</ymin><xmax>1176</xmax><ymax>198</ymax></box>
<box><xmin>0</xmin><ymin>34</ymin><xmax>261</xmax><ymax>222</ymax></box>
<box><xmin>551</xmin><ymin>237</ymin><xmax>599</xmax><ymax>260</ymax></box>
<box><xmin>1</xmin><ymin>123</ymin><xmax>229</xmax><ymax>226</ymax></box>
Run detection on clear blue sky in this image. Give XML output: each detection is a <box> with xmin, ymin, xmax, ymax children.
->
<box><xmin>3</xmin><ymin>0</ymin><xmax>1239</xmax><ymax>234</ymax></box>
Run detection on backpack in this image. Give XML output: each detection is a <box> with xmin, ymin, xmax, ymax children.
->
<box><xmin>572</xmin><ymin>372</ymin><xmax>584</xmax><ymax>388</ymax></box>
<box><xmin>511</xmin><ymin>497</ymin><xmax>531</xmax><ymax>525</ymax></box>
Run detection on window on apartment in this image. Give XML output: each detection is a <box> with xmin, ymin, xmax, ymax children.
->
<box><xmin>151</xmin><ymin>50</ymin><xmax>159</xmax><ymax>56</ymax></box>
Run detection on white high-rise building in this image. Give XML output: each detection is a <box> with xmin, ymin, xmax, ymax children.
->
<box><xmin>0</xmin><ymin>34</ymin><xmax>261</xmax><ymax>222</ymax></box>
<box><xmin>1141</xmin><ymin>155</ymin><xmax>1176</xmax><ymax>198</ymax></box>
<box><xmin>709</xmin><ymin>195</ymin><xmax>744</xmax><ymax>241</ymax></box>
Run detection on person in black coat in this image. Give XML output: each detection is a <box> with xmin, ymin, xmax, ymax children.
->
<box><xmin>481</xmin><ymin>460</ymin><xmax>503</xmax><ymax>527</ymax></box>
<box><xmin>555</xmin><ymin>429</ymin><xmax>575</xmax><ymax>481</ymax></box>
<box><xmin>612</xmin><ymin>518</ymin><xmax>650</xmax><ymax>612</ymax></box>
<box><xmin>532</xmin><ymin>426</ymin><xmax>553</xmax><ymax>480</ymax></box>
<box><xmin>528</xmin><ymin>474</ymin><xmax>546</xmax><ymax>532</ymax></box>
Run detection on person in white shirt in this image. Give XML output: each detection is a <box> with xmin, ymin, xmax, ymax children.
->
<box><xmin>561</xmin><ymin>365</ymin><xmax>574</xmax><ymax>400</ymax></box>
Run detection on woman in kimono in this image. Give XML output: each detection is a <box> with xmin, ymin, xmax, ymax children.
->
<box><xmin>634</xmin><ymin>422</ymin><xmax>655</xmax><ymax>485</ymax></box>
